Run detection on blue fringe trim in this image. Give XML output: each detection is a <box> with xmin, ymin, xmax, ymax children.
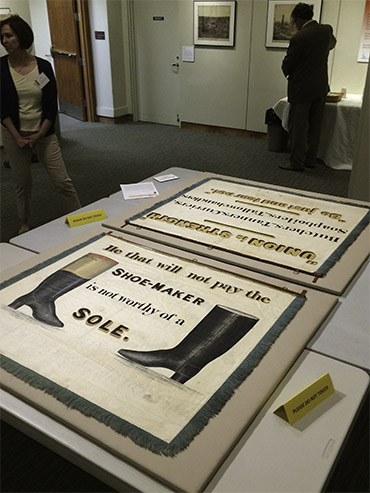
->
<box><xmin>126</xmin><ymin>177</ymin><xmax>370</xmax><ymax>276</ymax></box>
<box><xmin>315</xmin><ymin>210</ymin><xmax>370</xmax><ymax>275</ymax></box>
<box><xmin>0</xmin><ymin>354</ymin><xmax>171</xmax><ymax>455</ymax></box>
<box><xmin>0</xmin><ymin>285</ymin><xmax>306</xmax><ymax>456</ymax></box>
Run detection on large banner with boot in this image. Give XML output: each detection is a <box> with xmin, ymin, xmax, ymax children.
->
<box><xmin>1</xmin><ymin>233</ymin><xmax>305</xmax><ymax>455</ymax></box>
<box><xmin>127</xmin><ymin>178</ymin><xmax>370</xmax><ymax>278</ymax></box>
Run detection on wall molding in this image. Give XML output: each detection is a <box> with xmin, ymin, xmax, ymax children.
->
<box><xmin>181</xmin><ymin>122</ymin><xmax>267</xmax><ymax>139</ymax></box>
<box><xmin>97</xmin><ymin>114</ymin><xmax>133</xmax><ymax>124</ymax></box>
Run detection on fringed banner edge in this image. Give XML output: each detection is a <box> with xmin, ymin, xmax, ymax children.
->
<box><xmin>0</xmin><ymin>293</ymin><xmax>306</xmax><ymax>457</ymax></box>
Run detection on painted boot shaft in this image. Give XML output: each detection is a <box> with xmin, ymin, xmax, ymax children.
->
<box><xmin>8</xmin><ymin>253</ymin><xmax>118</xmax><ymax>327</ymax></box>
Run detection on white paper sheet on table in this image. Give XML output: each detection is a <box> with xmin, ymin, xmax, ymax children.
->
<box><xmin>120</xmin><ymin>182</ymin><xmax>159</xmax><ymax>200</ymax></box>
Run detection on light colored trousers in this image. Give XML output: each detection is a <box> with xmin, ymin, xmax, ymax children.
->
<box><xmin>2</xmin><ymin>126</ymin><xmax>81</xmax><ymax>224</ymax></box>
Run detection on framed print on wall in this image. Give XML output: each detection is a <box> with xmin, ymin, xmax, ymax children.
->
<box><xmin>194</xmin><ymin>1</ymin><xmax>236</xmax><ymax>46</ymax></box>
<box><xmin>0</xmin><ymin>7</ymin><xmax>11</xmax><ymax>20</ymax></box>
<box><xmin>265</xmin><ymin>0</ymin><xmax>322</xmax><ymax>48</ymax></box>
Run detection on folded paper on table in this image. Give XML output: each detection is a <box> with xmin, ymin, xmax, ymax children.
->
<box><xmin>121</xmin><ymin>182</ymin><xmax>158</xmax><ymax>200</ymax></box>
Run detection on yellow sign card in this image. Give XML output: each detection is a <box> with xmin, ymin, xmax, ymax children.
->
<box><xmin>274</xmin><ymin>373</ymin><xmax>335</xmax><ymax>425</ymax></box>
<box><xmin>65</xmin><ymin>208</ymin><xmax>107</xmax><ymax>228</ymax></box>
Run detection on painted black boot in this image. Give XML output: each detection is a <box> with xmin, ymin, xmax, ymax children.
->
<box><xmin>117</xmin><ymin>305</ymin><xmax>259</xmax><ymax>384</ymax></box>
<box><xmin>9</xmin><ymin>271</ymin><xmax>86</xmax><ymax>327</ymax></box>
<box><xmin>9</xmin><ymin>253</ymin><xmax>118</xmax><ymax>327</ymax></box>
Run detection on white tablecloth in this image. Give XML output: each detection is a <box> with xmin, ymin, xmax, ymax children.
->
<box><xmin>273</xmin><ymin>95</ymin><xmax>363</xmax><ymax>170</ymax></box>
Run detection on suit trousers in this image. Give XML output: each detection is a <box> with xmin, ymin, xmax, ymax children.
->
<box><xmin>288</xmin><ymin>95</ymin><xmax>326</xmax><ymax>167</ymax></box>
<box><xmin>2</xmin><ymin>126</ymin><xmax>81</xmax><ymax>224</ymax></box>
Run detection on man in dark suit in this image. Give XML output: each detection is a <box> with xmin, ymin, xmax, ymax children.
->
<box><xmin>280</xmin><ymin>3</ymin><xmax>336</xmax><ymax>171</ymax></box>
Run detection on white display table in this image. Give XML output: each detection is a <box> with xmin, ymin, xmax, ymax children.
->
<box><xmin>273</xmin><ymin>95</ymin><xmax>363</xmax><ymax>170</ymax></box>
<box><xmin>9</xmin><ymin>169</ymin><xmax>197</xmax><ymax>254</ymax></box>
<box><xmin>307</xmin><ymin>258</ymin><xmax>370</xmax><ymax>371</ymax></box>
<box><xmin>9</xmin><ymin>197</ymin><xmax>127</xmax><ymax>253</ymax></box>
<box><xmin>2</xmin><ymin>350</ymin><xmax>368</xmax><ymax>492</ymax></box>
<box><xmin>1</xmin><ymin>167</ymin><xmax>369</xmax><ymax>492</ymax></box>
<box><xmin>0</xmin><ymin>243</ymin><xmax>36</xmax><ymax>271</ymax></box>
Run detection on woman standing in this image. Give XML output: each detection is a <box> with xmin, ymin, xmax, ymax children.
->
<box><xmin>1</xmin><ymin>15</ymin><xmax>81</xmax><ymax>234</ymax></box>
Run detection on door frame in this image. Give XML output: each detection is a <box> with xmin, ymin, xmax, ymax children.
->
<box><xmin>126</xmin><ymin>0</ymin><xmax>138</xmax><ymax>121</ymax></box>
<box><xmin>46</xmin><ymin>0</ymin><xmax>97</xmax><ymax>122</ymax></box>
<box><xmin>76</xmin><ymin>0</ymin><xmax>97</xmax><ymax>122</ymax></box>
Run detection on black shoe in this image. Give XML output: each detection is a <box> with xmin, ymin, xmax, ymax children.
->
<box><xmin>279</xmin><ymin>162</ymin><xmax>304</xmax><ymax>171</ymax></box>
<box><xmin>3</xmin><ymin>161</ymin><xmax>10</xmax><ymax>168</ymax></box>
<box><xmin>304</xmin><ymin>160</ymin><xmax>316</xmax><ymax>169</ymax></box>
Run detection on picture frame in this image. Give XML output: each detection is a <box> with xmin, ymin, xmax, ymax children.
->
<box><xmin>265</xmin><ymin>0</ymin><xmax>322</xmax><ymax>48</ymax></box>
<box><xmin>194</xmin><ymin>1</ymin><xmax>236</xmax><ymax>47</ymax></box>
<box><xmin>0</xmin><ymin>7</ymin><xmax>11</xmax><ymax>20</ymax></box>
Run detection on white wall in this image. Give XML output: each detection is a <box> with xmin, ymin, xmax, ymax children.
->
<box><xmin>0</xmin><ymin>0</ymin><xmax>31</xmax><ymax>56</ymax></box>
<box><xmin>89</xmin><ymin>0</ymin><xmax>114</xmax><ymax>117</ymax></box>
<box><xmin>177</xmin><ymin>0</ymin><xmax>368</xmax><ymax>132</ymax></box>
<box><xmin>348</xmin><ymin>62</ymin><xmax>369</xmax><ymax>201</ymax></box>
<box><xmin>330</xmin><ymin>0</ymin><xmax>368</xmax><ymax>94</ymax></box>
<box><xmin>0</xmin><ymin>0</ymin><xmax>30</xmax><ymax>22</ymax></box>
<box><xmin>107</xmin><ymin>0</ymin><xmax>128</xmax><ymax>116</ymax></box>
<box><xmin>179</xmin><ymin>0</ymin><xmax>253</xmax><ymax>129</ymax></box>
<box><xmin>3</xmin><ymin>0</ymin><xmax>367</xmax><ymax>128</ymax></box>
<box><xmin>28</xmin><ymin>0</ymin><xmax>53</xmax><ymax>69</ymax></box>
<box><xmin>89</xmin><ymin>0</ymin><xmax>129</xmax><ymax>118</ymax></box>
<box><xmin>247</xmin><ymin>0</ymin><xmax>289</xmax><ymax>132</ymax></box>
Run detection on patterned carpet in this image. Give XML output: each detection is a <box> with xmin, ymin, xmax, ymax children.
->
<box><xmin>0</xmin><ymin>114</ymin><xmax>351</xmax><ymax>242</ymax></box>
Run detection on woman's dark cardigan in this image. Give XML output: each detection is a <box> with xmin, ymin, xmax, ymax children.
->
<box><xmin>1</xmin><ymin>55</ymin><xmax>57</xmax><ymax>136</ymax></box>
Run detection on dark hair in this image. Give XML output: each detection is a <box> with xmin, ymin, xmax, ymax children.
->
<box><xmin>0</xmin><ymin>15</ymin><xmax>34</xmax><ymax>49</ymax></box>
<box><xmin>291</xmin><ymin>3</ymin><xmax>314</xmax><ymax>20</ymax></box>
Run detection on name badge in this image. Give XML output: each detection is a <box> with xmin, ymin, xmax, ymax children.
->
<box><xmin>34</xmin><ymin>72</ymin><xmax>50</xmax><ymax>89</ymax></box>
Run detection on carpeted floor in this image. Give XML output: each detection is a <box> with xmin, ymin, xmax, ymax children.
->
<box><xmin>2</xmin><ymin>115</ymin><xmax>365</xmax><ymax>493</ymax></box>
<box><xmin>0</xmin><ymin>114</ymin><xmax>351</xmax><ymax>242</ymax></box>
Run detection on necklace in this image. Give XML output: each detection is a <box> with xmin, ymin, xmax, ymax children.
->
<box><xmin>9</xmin><ymin>55</ymin><xmax>36</xmax><ymax>76</ymax></box>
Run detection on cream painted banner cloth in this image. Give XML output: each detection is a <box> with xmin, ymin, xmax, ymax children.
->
<box><xmin>1</xmin><ymin>233</ymin><xmax>305</xmax><ymax>455</ymax></box>
<box><xmin>128</xmin><ymin>178</ymin><xmax>370</xmax><ymax>277</ymax></box>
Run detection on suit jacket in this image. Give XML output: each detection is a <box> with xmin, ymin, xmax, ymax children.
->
<box><xmin>282</xmin><ymin>20</ymin><xmax>336</xmax><ymax>104</ymax></box>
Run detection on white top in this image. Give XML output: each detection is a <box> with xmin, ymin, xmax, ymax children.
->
<box><xmin>9</xmin><ymin>62</ymin><xmax>42</xmax><ymax>132</ymax></box>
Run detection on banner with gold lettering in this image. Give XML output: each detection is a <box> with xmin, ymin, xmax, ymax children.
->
<box><xmin>1</xmin><ymin>233</ymin><xmax>305</xmax><ymax>455</ymax></box>
<box><xmin>127</xmin><ymin>178</ymin><xmax>370</xmax><ymax>277</ymax></box>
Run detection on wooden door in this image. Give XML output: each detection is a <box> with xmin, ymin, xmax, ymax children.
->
<box><xmin>46</xmin><ymin>0</ymin><xmax>86</xmax><ymax>120</ymax></box>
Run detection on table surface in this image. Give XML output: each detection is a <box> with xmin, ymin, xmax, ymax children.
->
<box><xmin>0</xmin><ymin>242</ymin><xmax>37</xmax><ymax>271</ymax></box>
<box><xmin>2</xmin><ymin>350</ymin><xmax>368</xmax><ymax>493</ymax></box>
<box><xmin>9</xmin><ymin>170</ymin><xmax>197</xmax><ymax>254</ymax></box>
<box><xmin>9</xmin><ymin>197</ymin><xmax>125</xmax><ymax>254</ymax></box>
<box><xmin>2</xmin><ymin>167</ymin><xmax>369</xmax><ymax>492</ymax></box>
<box><xmin>272</xmin><ymin>95</ymin><xmax>363</xmax><ymax>170</ymax></box>
<box><xmin>307</xmin><ymin>258</ymin><xmax>370</xmax><ymax>371</ymax></box>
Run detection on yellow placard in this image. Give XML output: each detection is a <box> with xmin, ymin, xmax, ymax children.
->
<box><xmin>65</xmin><ymin>208</ymin><xmax>107</xmax><ymax>228</ymax></box>
<box><xmin>274</xmin><ymin>373</ymin><xmax>335</xmax><ymax>425</ymax></box>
